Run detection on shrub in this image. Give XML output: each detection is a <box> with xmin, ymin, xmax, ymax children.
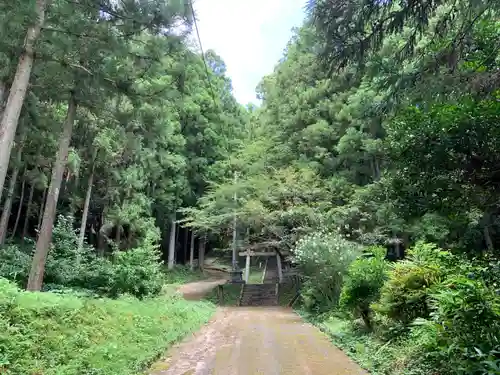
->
<box><xmin>421</xmin><ymin>276</ymin><xmax>500</xmax><ymax>374</ymax></box>
<box><xmin>71</xmin><ymin>223</ymin><xmax>165</xmax><ymax>298</ymax></box>
<box><xmin>0</xmin><ymin>244</ymin><xmax>31</xmax><ymax>284</ymax></box>
<box><xmin>374</xmin><ymin>242</ymin><xmax>451</xmax><ymax>325</ymax></box>
<box><xmin>44</xmin><ymin>215</ymin><xmax>92</xmax><ymax>286</ymax></box>
<box><xmin>0</xmin><ymin>278</ymin><xmax>214</xmax><ymax>375</ymax></box>
<box><xmin>163</xmin><ymin>265</ymin><xmax>204</xmax><ymax>285</ymax></box>
<box><xmin>293</xmin><ymin>230</ymin><xmax>362</xmax><ymax>313</ymax></box>
<box><xmin>0</xmin><ymin>216</ymin><xmax>165</xmax><ymax>298</ymax></box>
<box><xmin>340</xmin><ymin>247</ymin><xmax>389</xmax><ymax>329</ymax></box>
<box><xmin>308</xmin><ymin>241</ymin><xmax>500</xmax><ymax>375</ymax></box>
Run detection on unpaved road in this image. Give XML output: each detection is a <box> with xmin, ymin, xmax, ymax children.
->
<box><xmin>149</xmin><ymin>307</ymin><xmax>368</xmax><ymax>375</ymax></box>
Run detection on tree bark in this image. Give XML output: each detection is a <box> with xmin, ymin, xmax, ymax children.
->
<box><xmin>0</xmin><ymin>142</ymin><xmax>24</xmax><ymax>245</ymax></box>
<box><xmin>78</xmin><ymin>159</ymin><xmax>95</xmax><ymax>251</ymax></box>
<box><xmin>0</xmin><ymin>0</ymin><xmax>47</xmax><ymax>201</ymax></box>
<box><xmin>168</xmin><ymin>214</ymin><xmax>176</xmax><ymax>270</ymax></box>
<box><xmin>199</xmin><ymin>232</ymin><xmax>206</xmax><ymax>271</ymax></box>
<box><xmin>189</xmin><ymin>231</ymin><xmax>195</xmax><ymax>271</ymax></box>
<box><xmin>115</xmin><ymin>224</ymin><xmax>122</xmax><ymax>249</ymax></box>
<box><xmin>36</xmin><ymin>187</ymin><xmax>47</xmax><ymax>234</ymax></box>
<box><xmin>11</xmin><ymin>174</ymin><xmax>26</xmax><ymax>240</ymax></box>
<box><xmin>69</xmin><ymin>169</ymin><xmax>80</xmax><ymax>217</ymax></box>
<box><xmin>484</xmin><ymin>225</ymin><xmax>494</xmax><ymax>251</ymax></box>
<box><xmin>183</xmin><ymin>227</ymin><xmax>189</xmax><ymax>263</ymax></box>
<box><xmin>374</xmin><ymin>157</ymin><xmax>381</xmax><ymax>180</ymax></box>
<box><xmin>0</xmin><ymin>81</ymin><xmax>6</xmax><ymax>116</ymax></box>
<box><xmin>27</xmin><ymin>92</ymin><xmax>77</xmax><ymax>291</ymax></box>
<box><xmin>21</xmin><ymin>182</ymin><xmax>35</xmax><ymax>243</ymax></box>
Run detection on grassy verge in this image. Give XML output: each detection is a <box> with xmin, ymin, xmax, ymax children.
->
<box><xmin>163</xmin><ymin>265</ymin><xmax>206</xmax><ymax>285</ymax></box>
<box><xmin>278</xmin><ymin>281</ymin><xmax>298</xmax><ymax>306</ymax></box>
<box><xmin>302</xmin><ymin>313</ymin><xmax>424</xmax><ymax>375</ymax></box>
<box><xmin>0</xmin><ymin>278</ymin><xmax>215</xmax><ymax>375</ymax></box>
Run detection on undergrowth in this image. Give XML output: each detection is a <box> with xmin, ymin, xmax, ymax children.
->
<box><xmin>0</xmin><ymin>278</ymin><xmax>215</xmax><ymax>375</ymax></box>
<box><xmin>163</xmin><ymin>265</ymin><xmax>205</xmax><ymax>285</ymax></box>
<box><xmin>295</xmin><ymin>239</ymin><xmax>500</xmax><ymax>375</ymax></box>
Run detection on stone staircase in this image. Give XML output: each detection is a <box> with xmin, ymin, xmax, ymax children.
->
<box><xmin>263</xmin><ymin>256</ymin><xmax>279</xmax><ymax>284</ymax></box>
<box><xmin>239</xmin><ymin>283</ymin><xmax>278</xmax><ymax>306</ymax></box>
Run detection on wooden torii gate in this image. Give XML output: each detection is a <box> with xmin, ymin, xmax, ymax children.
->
<box><xmin>238</xmin><ymin>249</ymin><xmax>283</xmax><ymax>284</ymax></box>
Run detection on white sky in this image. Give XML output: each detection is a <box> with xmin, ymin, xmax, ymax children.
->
<box><xmin>193</xmin><ymin>0</ymin><xmax>306</xmax><ymax>105</ymax></box>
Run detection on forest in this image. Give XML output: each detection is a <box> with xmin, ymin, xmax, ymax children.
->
<box><xmin>0</xmin><ymin>0</ymin><xmax>499</xmax><ymax>374</ymax></box>
<box><xmin>184</xmin><ymin>0</ymin><xmax>500</xmax><ymax>373</ymax></box>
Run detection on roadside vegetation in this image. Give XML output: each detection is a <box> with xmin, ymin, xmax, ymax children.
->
<box><xmin>0</xmin><ymin>278</ymin><xmax>214</xmax><ymax>375</ymax></box>
<box><xmin>0</xmin><ymin>1</ymin><xmax>241</xmax><ymax>373</ymax></box>
<box><xmin>181</xmin><ymin>1</ymin><xmax>500</xmax><ymax>374</ymax></box>
<box><xmin>298</xmin><ymin>239</ymin><xmax>500</xmax><ymax>374</ymax></box>
<box><xmin>1</xmin><ymin>0</ymin><xmax>500</xmax><ymax>374</ymax></box>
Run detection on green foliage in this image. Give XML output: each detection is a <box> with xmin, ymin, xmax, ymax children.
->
<box><xmin>374</xmin><ymin>242</ymin><xmax>451</xmax><ymax>325</ymax></box>
<box><xmin>0</xmin><ymin>278</ymin><xmax>214</xmax><ymax>375</ymax></box>
<box><xmin>81</xmin><ymin>246</ymin><xmax>165</xmax><ymax>298</ymax></box>
<box><xmin>0</xmin><ymin>217</ymin><xmax>165</xmax><ymax>298</ymax></box>
<box><xmin>0</xmin><ymin>244</ymin><xmax>31</xmax><ymax>284</ymax></box>
<box><xmin>316</xmin><ymin>314</ymin><xmax>439</xmax><ymax>375</ymax></box>
<box><xmin>340</xmin><ymin>247</ymin><xmax>389</xmax><ymax>328</ymax></box>
<box><xmin>162</xmin><ymin>265</ymin><xmax>205</xmax><ymax>285</ymax></box>
<box><xmin>293</xmin><ymin>231</ymin><xmax>362</xmax><ymax>313</ymax></box>
<box><xmin>308</xmin><ymin>242</ymin><xmax>500</xmax><ymax>375</ymax></box>
<box><xmin>3</xmin><ymin>0</ymin><xmax>500</xmax><ymax>373</ymax></box>
<box><xmin>420</xmin><ymin>276</ymin><xmax>500</xmax><ymax>374</ymax></box>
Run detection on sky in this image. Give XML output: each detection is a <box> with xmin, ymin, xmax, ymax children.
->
<box><xmin>193</xmin><ymin>0</ymin><xmax>307</xmax><ymax>105</ymax></box>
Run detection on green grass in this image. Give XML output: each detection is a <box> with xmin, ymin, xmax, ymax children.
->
<box><xmin>163</xmin><ymin>265</ymin><xmax>206</xmax><ymax>285</ymax></box>
<box><xmin>0</xmin><ymin>278</ymin><xmax>215</xmax><ymax>375</ymax></box>
<box><xmin>303</xmin><ymin>313</ymin><xmax>425</xmax><ymax>375</ymax></box>
<box><xmin>278</xmin><ymin>281</ymin><xmax>298</xmax><ymax>306</ymax></box>
<box><xmin>248</xmin><ymin>265</ymin><xmax>264</xmax><ymax>283</ymax></box>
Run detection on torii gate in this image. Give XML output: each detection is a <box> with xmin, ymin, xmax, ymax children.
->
<box><xmin>238</xmin><ymin>249</ymin><xmax>283</xmax><ymax>284</ymax></box>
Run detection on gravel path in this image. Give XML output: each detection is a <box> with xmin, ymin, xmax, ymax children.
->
<box><xmin>149</xmin><ymin>306</ymin><xmax>368</xmax><ymax>375</ymax></box>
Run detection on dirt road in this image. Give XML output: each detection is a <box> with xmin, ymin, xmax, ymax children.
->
<box><xmin>149</xmin><ymin>307</ymin><xmax>368</xmax><ymax>375</ymax></box>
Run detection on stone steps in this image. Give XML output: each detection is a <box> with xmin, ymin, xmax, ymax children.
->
<box><xmin>239</xmin><ymin>283</ymin><xmax>278</xmax><ymax>306</ymax></box>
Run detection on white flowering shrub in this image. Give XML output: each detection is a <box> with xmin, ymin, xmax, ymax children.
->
<box><xmin>293</xmin><ymin>230</ymin><xmax>363</xmax><ymax>313</ymax></box>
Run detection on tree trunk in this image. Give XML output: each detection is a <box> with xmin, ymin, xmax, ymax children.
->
<box><xmin>10</xmin><ymin>174</ymin><xmax>26</xmax><ymax>240</ymax></box>
<box><xmin>0</xmin><ymin>0</ymin><xmax>47</xmax><ymax>200</ymax></box>
<box><xmin>189</xmin><ymin>231</ymin><xmax>195</xmax><ymax>271</ymax></box>
<box><xmin>199</xmin><ymin>233</ymin><xmax>206</xmax><ymax>271</ymax></box>
<box><xmin>484</xmin><ymin>225</ymin><xmax>494</xmax><ymax>252</ymax></box>
<box><xmin>183</xmin><ymin>227</ymin><xmax>189</xmax><ymax>263</ymax></box>
<box><xmin>115</xmin><ymin>224</ymin><xmax>122</xmax><ymax>249</ymax></box>
<box><xmin>77</xmin><ymin>162</ymin><xmax>95</xmax><ymax>251</ymax></box>
<box><xmin>127</xmin><ymin>226</ymin><xmax>133</xmax><ymax>249</ymax></box>
<box><xmin>36</xmin><ymin>187</ymin><xmax>47</xmax><ymax>234</ymax></box>
<box><xmin>27</xmin><ymin>93</ymin><xmax>77</xmax><ymax>291</ymax></box>
<box><xmin>69</xmin><ymin>169</ymin><xmax>80</xmax><ymax>217</ymax></box>
<box><xmin>21</xmin><ymin>182</ymin><xmax>35</xmax><ymax>243</ymax></box>
<box><xmin>168</xmin><ymin>214</ymin><xmax>176</xmax><ymax>270</ymax></box>
<box><xmin>360</xmin><ymin>308</ymin><xmax>372</xmax><ymax>330</ymax></box>
<box><xmin>0</xmin><ymin>81</ymin><xmax>6</xmax><ymax>116</ymax></box>
<box><xmin>374</xmin><ymin>157</ymin><xmax>381</xmax><ymax>180</ymax></box>
<box><xmin>0</xmin><ymin>143</ymin><xmax>24</xmax><ymax>244</ymax></box>
<box><xmin>10</xmin><ymin>176</ymin><xmax>26</xmax><ymax>240</ymax></box>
